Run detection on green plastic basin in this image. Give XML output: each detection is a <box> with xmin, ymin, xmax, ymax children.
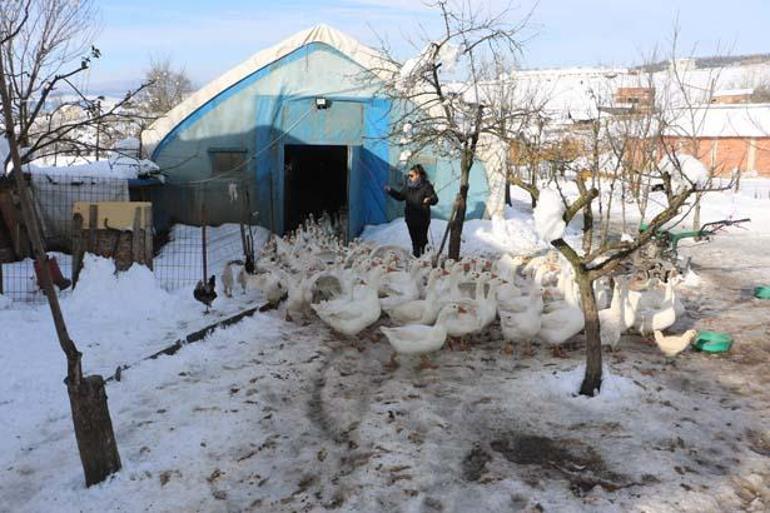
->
<box><xmin>693</xmin><ymin>331</ymin><xmax>733</xmax><ymax>354</ymax></box>
<box><xmin>754</xmin><ymin>286</ymin><xmax>770</xmax><ymax>300</ymax></box>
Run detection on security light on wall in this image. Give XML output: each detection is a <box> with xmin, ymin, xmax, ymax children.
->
<box><xmin>315</xmin><ymin>97</ymin><xmax>330</xmax><ymax>110</ymax></box>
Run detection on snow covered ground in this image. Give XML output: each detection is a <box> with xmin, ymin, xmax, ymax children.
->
<box><xmin>0</xmin><ymin>183</ymin><xmax>768</xmax><ymax>512</ymax></box>
<box><xmin>361</xmin><ymin>191</ymin><xmax>580</xmax><ymax>256</ymax></box>
<box><xmin>362</xmin><ymin>179</ymin><xmax>770</xmax><ymax>258</ymax></box>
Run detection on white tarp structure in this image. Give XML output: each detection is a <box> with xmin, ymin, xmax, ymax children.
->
<box><xmin>141</xmin><ymin>24</ymin><xmax>395</xmax><ymax>157</ymax></box>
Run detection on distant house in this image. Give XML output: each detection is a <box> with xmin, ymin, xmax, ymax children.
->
<box><xmin>711</xmin><ymin>88</ymin><xmax>754</xmax><ymax>105</ymax></box>
<box><xmin>508</xmin><ymin>60</ymin><xmax>770</xmax><ymax>177</ymax></box>
<box><xmin>664</xmin><ymin>104</ymin><xmax>770</xmax><ymax>176</ymax></box>
<box><xmin>142</xmin><ymin>25</ymin><xmax>490</xmax><ymax>237</ymax></box>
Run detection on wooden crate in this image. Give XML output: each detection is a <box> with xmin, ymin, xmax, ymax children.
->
<box><xmin>71</xmin><ymin>202</ymin><xmax>153</xmax><ymax>283</ymax></box>
<box><xmin>73</xmin><ymin>201</ymin><xmax>152</xmax><ymax>232</ymax></box>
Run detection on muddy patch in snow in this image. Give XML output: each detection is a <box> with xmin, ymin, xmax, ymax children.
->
<box><xmin>489</xmin><ymin>432</ymin><xmax>636</xmax><ymax>495</ymax></box>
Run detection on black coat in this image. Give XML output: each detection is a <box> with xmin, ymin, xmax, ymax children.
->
<box><xmin>387</xmin><ymin>180</ymin><xmax>439</xmax><ymax>225</ymax></box>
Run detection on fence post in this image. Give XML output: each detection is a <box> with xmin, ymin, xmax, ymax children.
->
<box><xmin>131</xmin><ymin>207</ymin><xmax>142</xmax><ymax>266</ymax></box>
<box><xmin>72</xmin><ymin>213</ymin><xmax>85</xmax><ymax>287</ymax></box>
<box><xmin>143</xmin><ymin>206</ymin><xmax>153</xmax><ymax>271</ymax></box>
<box><xmin>88</xmin><ymin>204</ymin><xmax>98</xmax><ymax>253</ymax></box>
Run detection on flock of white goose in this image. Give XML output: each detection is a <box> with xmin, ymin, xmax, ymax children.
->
<box><xmin>226</xmin><ymin>217</ymin><xmax>693</xmax><ymax>369</ymax></box>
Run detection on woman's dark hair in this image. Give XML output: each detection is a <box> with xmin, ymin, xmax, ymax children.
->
<box><xmin>409</xmin><ymin>164</ymin><xmax>427</xmax><ymax>179</ymax></box>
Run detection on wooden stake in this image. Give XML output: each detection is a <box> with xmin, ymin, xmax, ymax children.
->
<box><xmin>143</xmin><ymin>206</ymin><xmax>153</xmax><ymax>270</ymax></box>
<box><xmin>88</xmin><ymin>204</ymin><xmax>98</xmax><ymax>254</ymax></box>
<box><xmin>131</xmin><ymin>207</ymin><xmax>141</xmax><ymax>266</ymax></box>
<box><xmin>71</xmin><ymin>213</ymin><xmax>84</xmax><ymax>287</ymax></box>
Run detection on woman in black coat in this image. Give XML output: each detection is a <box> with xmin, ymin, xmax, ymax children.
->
<box><xmin>384</xmin><ymin>164</ymin><xmax>439</xmax><ymax>257</ymax></box>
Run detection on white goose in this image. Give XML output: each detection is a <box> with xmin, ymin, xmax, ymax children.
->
<box><xmin>635</xmin><ymin>279</ymin><xmax>677</xmax><ymax>335</ymax></box>
<box><xmin>377</xmin><ymin>265</ymin><xmax>421</xmax><ymax>310</ymax></box>
<box><xmin>441</xmin><ymin>301</ymin><xmax>483</xmax><ymax>350</ymax></box>
<box><xmin>500</xmin><ymin>296</ymin><xmax>543</xmax><ymax>356</ymax></box>
<box><xmin>384</xmin><ymin>268</ymin><xmax>444</xmax><ymax>325</ymax></box>
<box><xmin>453</xmin><ymin>273</ymin><xmax>502</xmax><ymax>331</ymax></box>
<box><xmin>286</xmin><ymin>272</ymin><xmax>315</xmax><ymax>322</ymax></box>
<box><xmin>599</xmin><ymin>278</ymin><xmax>627</xmax><ymax>351</ymax></box>
<box><xmin>494</xmin><ymin>253</ymin><xmax>524</xmax><ymax>283</ymax></box>
<box><xmin>622</xmin><ymin>278</ymin><xmax>643</xmax><ymax>332</ymax></box>
<box><xmin>477</xmin><ymin>277</ymin><xmax>504</xmax><ymax>329</ymax></box>
<box><xmin>380</xmin><ymin>304</ymin><xmax>461</xmax><ymax>370</ymax></box>
<box><xmin>593</xmin><ymin>276</ymin><xmax>612</xmax><ymax>310</ymax></box>
<box><xmin>369</xmin><ymin>245</ymin><xmax>412</xmax><ymax>269</ymax></box>
<box><xmin>498</xmin><ymin>280</ymin><xmax>543</xmax><ymax>314</ymax></box>
<box><xmin>311</xmin><ymin>279</ymin><xmax>381</xmax><ymax>337</ymax></box>
<box><xmin>537</xmin><ymin>277</ymin><xmax>584</xmax><ymax>357</ymax></box>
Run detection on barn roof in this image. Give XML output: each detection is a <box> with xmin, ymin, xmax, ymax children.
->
<box><xmin>141</xmin><ymin>24</ymin><xmax>393</xmax><ymax>156</ymax></box>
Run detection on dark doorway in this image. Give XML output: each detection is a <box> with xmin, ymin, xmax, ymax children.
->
<box><xmin>284</xmin><ymin>144</ymin><xmax>348</xmax><ymax>233</ymax></box>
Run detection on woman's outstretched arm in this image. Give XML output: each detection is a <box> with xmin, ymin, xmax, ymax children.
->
<box><xmin>385</xmin><ymin>185</ymin><xmax>405</xmax><ymax>201</ymax></box>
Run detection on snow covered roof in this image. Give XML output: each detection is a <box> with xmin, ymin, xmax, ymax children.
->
<box><xmin>714</xmin><ymin>88</ymin><xmax>754</xmax><ymax>97</ymax></box>
<box><xmin>142</xmin><ymin>24</ymin><xmax>393</xmax><ymax>156</ymax></box>
<box><xmin>498</xmin><ymin>60</ymin><xmax>770</xmax><ymax>128</ymax></box>
<box><xmin>667</xmin><ymin>104</ymin><xmax>770</xmax><ymax>138</ymax></box>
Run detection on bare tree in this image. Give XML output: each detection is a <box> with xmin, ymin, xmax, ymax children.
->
<box><xmin>137</xmin><ymin>56</ymin><xmax>193</xmax><ymax>116</ymax></box>
<box><xmin>0</xmin><ymin>0</ymin><xmax>152</xmax><ymax>485</ymax></box>
<box><xmin>0</xmin><ymin>0</ymin><xmax>96</xmax><ymax>147</ymax></box>
<box><xmin>505</xmin><ymin>34</ymin><xmax>734</xmax><ymax>396</ymax></box>
<box><xmin>374</xmin><ymin>0</ymin><xmax>533</xmax><ymax>259</ymax></box>
<box><xmin>750</xmin><ymin>79</ymin><xmax>770</xmax><ymax>103</ymax></box>
<box><xmin>0</xmin><ymin>0</ymin><xmax>150</xmax><ymax>171</ymax></box>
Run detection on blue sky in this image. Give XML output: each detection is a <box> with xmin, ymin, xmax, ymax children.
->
<box><xmin>86</xmin><ymin>0</ymin><xmax>770</xmax><ymax>93</ymax></box>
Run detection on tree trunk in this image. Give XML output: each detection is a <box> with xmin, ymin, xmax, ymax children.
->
<box><xmin>504</xmin><ymin>168</ymin><xmax>512</xmax><ymax>207</ymax></box>
<box><xmin>575</xmin><ymin>177</ymin><xmax>593</xmax><ymax>255</ymax></box>
<box><xmin>577</xmin><ymin>274</ymin><xmax>603</xmax><ymax>396</ymax></box>
<box><xmin>0</xmin><ymin>52</ymin><xmax>121</xmax><ymax>486</ymax></box>
<box><xmin>67</xmin><ymin>375</ymin><xmax>122</xmax><ymax>486</ymax></box>
<box><xmin>448</xmin><ymin>154</ymin><xmax>472</xmax><ymax>260</ymax></box>
<box><xmin>448</xmin><ymin>185</ymin><xmax>468</xmax><ymax>260</ymax></box>
<box><xmin>692</xmin><ymin>193</ymin><xmax>701</xmax><ymax>231</ymax></box>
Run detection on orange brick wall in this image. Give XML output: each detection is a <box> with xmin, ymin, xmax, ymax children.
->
<box><xmin>752</xmin><ymin>139</ymin><xmax>770</xmax><ymax>175</ymax></box>
<box><xmin>663</xmin><ymin>137</ymin><xmax>770</xmax><ymax>176</ymax></box>
<box><xmin>711</xmin><ymin>94</ymin><xmax>751</xmax><ymax>105</ymax></box>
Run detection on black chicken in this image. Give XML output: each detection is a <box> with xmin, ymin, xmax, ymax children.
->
<box><xmin>194</xmin><ymin>275</ymin><xmax>217</xmax><ymax>312</ymax></box>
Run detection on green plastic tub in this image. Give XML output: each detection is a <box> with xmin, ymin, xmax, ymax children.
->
<box><xmin>693</xmin><ymin>331</ymin><xmax>733</xmax><ymax>354</ymax></box>
<box><xmin>754</xmin><ymin>286</ymin><xmax>770</xmax><ymax>300</ymax></box>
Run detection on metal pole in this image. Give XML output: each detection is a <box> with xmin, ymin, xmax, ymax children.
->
<box><xmin>432</xmin><ymin>204</ymin><xmax>457</xmax><ymax>268</ymax></box>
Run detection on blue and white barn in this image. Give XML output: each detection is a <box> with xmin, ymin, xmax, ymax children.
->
<box><xmin>142</xmin><ymin>25</ymin><xmax>491</xmax><ymax>238</ymax></box>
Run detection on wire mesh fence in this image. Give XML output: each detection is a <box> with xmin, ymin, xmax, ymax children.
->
<box><xmin>0</xmin><ymin>253</ymin><xmax>73</xmax><ymax>304</ymax></box>
<box><xmin>1</xmin><ymin>174</ymin><xmax>128</xmax><ymax>303</ymax></box>
<box><xmin>0</xmin><ymin>172</ymin><xmax>270</xmax><ymax>304</ymax></box>
<box><xmin>1</xmin><ymin>222</ymin><xmax>266</xmax><ymax>303</ymax></box>
<box><xmin>31</xmin><ymin>174</ymin><xmax>130</xmax><ymax>251</ymax></box>
<box><xmin>153</xmin><ymin>223</ymin><xmax>267</xmax><ymax>292</ymax></box>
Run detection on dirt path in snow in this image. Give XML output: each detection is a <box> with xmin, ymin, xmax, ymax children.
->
<box><xmin>5</xmin><ymin>235</ymin><xmax>769</xmax><ymax>513</ymax></box>
<box><xmin>678</xmin><ymin>233</ymin><xmax>770</xmax><ymax>405</ymax></box>
<box><xmin>278</xmin><ymin>233</ymin><xmax>770</xmax><ymax>513</ymax></box>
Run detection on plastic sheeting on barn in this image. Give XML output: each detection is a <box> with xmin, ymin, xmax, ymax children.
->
<box><xmin>143</xmin><ymin>25</ymin><xmax>490</xmax><ymax>238</ymax></box>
